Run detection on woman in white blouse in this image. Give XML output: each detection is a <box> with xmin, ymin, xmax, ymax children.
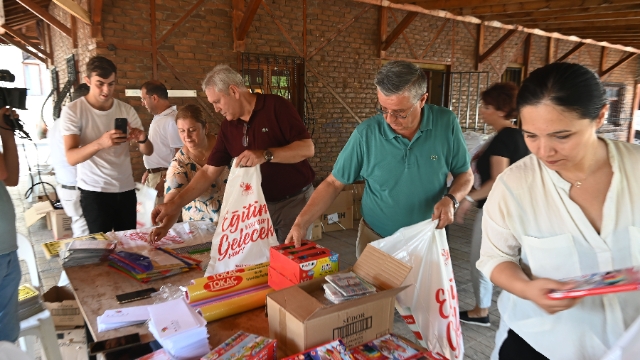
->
<box><xmin>477</xmin><ymin>62</ymin><xmax>640</xmax><ymax>359</ymax></box>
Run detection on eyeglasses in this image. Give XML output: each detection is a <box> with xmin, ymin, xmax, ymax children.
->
<box><xmin>242</xmin><ymin>123</ymin><xmax>248</xmax><ymax>147</ymax></box>
<box><xmin>376</xmin><ymin>102</ymin><xmax>418</xmax><ymax>120</ymax></box>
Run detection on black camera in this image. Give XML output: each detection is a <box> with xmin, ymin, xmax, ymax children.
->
<box><xmin>1</xmin><ymin>70</ymin><xmax>31</xmax><ymax>140</ymax></box>
<box><xmin>0</xmin><ymin>70</ymin><xmax>28</xmax><ymax>110</ymax></box>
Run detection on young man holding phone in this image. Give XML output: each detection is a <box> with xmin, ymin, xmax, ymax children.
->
<box><xmin>62</xmin><ymin>56</ymin><xmax>154</xmax><ymax>233</ymax></box>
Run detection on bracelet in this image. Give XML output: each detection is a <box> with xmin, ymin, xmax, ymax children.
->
<box><xmin>137</xmin><ymin>134</ymin><xmax>148</xmax><ymax>144</ymax></box>
<box><xmin>465</xmin><ymin>195</ymin><xmax>476</xmax><ymax>204</ymax></box>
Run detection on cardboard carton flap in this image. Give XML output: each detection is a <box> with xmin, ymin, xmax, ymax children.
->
<box><xmin>306</xmin><ymin>284</ymin><xmax>410</xmax><ymax>321</ymax></box>
<box><xmin>267</xmin><ymin>286</ymin><xmax>324</xmax><ymax>322</ymax></box>
<box><xmin>353</xmin><ymin>245</ymin><xmax>411</xmax><ymax>290</ymax></box>
<box><xmin>25</xmin><ymin>201</ymin><xmax>54</xmax><ymax>227</ymax></box>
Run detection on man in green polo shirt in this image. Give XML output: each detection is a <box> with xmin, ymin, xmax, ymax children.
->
<box><xmin>286</xmin><ymin>61</ymin><xmax>473</xmax><ymax>255</ymax></box>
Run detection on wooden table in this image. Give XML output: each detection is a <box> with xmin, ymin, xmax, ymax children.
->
<box><xmin>65</xmin><ymin>263</ymin><xmax>271</xmax><ymax>348</ymax></box>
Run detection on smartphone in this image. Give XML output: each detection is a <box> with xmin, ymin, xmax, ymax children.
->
<box><xmin>103</xmin><ymin>342</ymin><xmax>156</xmax><ymax>360</ymax></box>
<box><xmin>114</xmin><ymin>117</ymin><xmax>128</xmax><ymax>138</ymax></box>
<box><xmin>89</xmin><ymin>333</ymin><xmax>141</xmax><ymax>355</ymax></box>
<box><xmin>115</xmin><ymin>287</ymin><xmax>156</xmax><ymax>304</ymax></box>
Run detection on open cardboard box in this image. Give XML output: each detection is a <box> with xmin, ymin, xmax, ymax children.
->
<box><xmin>266</xmin><ymin>245</ymin><xmax>412</xmax><ymax>356</ymax></box>
<box><xmin>25</xmin><ymin>201</ymin><xmax>73</xmax><ymax>240</ymax></box>
<box><xmin>43</xmin><ymin>286</ymin><xmax>84</xmax><ymax>329</ymax></box>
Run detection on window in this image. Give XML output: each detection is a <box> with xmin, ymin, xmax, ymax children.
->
<box><xmin>240</xmin><ymin>53</ymin><xmax>305</xmax><ymax>117</ymax></box>
<box><xmin>23</xmin><ymin>62</ymin><xmax>42</xmax><ymax>96</ymax></box>
<box><xmin>502</xmin><ymin>66</ymin><xmax>523</xmax><ymax>86</ymax></box>
<box><xmin>602</xmin><ymin>83</ymin><xmax>625</xmax><ymax>125</ymax></box>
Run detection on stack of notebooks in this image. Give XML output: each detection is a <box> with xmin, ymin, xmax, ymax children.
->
<box><xmin>148</xmin><ymin>298</ymin><xmax>210</xmax><ymax>360</ymax></box>
<box><xmin>42</xmin><ymin>233</ymin><xmax>109</xmax><ymax>259</ymax></box>
<box><xmin>61</xmin><ymin>238</ymin><xmax>117</xmax><ymax>267</ymax></box>
<box><xmin>108</xmin><ymin>249</ymin><xmax>201</xmax><ymax>283</ymax></box>
<box><xmin>18</xmin><ymin>284</ymin><xmax>44</xmax><ymax>321</ymax></box>
<box><xmin>324</xmin><ymin>272</ymin><xmax>377</xmax><ymax>304</ymax></box>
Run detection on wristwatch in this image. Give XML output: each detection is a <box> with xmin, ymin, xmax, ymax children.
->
<box><xmin>263</xmin><ymin>149</ymin><xmax>274</xmax><ymax>163</ymax></box>
<box><xmin>443</xmin><ymin>193</ymin><xmax>459</xmax><ymax>210</ymax></box>
<box><xmin>137</xmin><ymin>134</ymin><xmax>149</xmax><ymax>144</ymax></box>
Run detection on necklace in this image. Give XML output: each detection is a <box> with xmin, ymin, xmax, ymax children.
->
<box><xmin>187</xmin><ymin>148</ymin><xmax>207</xmax><ymax>162</ymax></box>
<box><xmin>563</xmin><ymin>154</ymin><xmax>598</xmax><ymax>188</ymax></box>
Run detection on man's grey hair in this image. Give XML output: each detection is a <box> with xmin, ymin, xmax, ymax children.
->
<box><xmin>374</xmin><ymin>61</ymin><xmax>427</xmax><ymax>103</ymax></box>
<box><xmin>202</xmin><ymin>64</ymin><xmax>246</xmax><ymax>95</ymax></box>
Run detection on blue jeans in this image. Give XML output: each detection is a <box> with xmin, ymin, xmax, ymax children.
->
<box><xmin>471</xmin><ymin>209</ymin><xmax>493</xmax><ymax>309</ymax></box>
<box><xmin>0</xmin><ymin>251</ymin><xmax>21</xmax><ymax>342</ymax></box>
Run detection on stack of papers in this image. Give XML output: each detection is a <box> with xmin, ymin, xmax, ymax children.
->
<box><xmin>108</xmin><ymin>249</ymin><xmax>201</xmax><ymax>283</ymax></box>
<box><xmin>148</xmin><ymin>298</ymin><xmax>209</xmax><ymax>360</ymax></box>
<box><xmin>42</xmin><ymin>233</ymin><xmax>109</xmax><ymax>259</ymax></box>
<box><xmin>18</xmin><ymin>284</ymin><xmax>44</xmax><ymax>321</ymax></box>
<box><xmin>61</xmin><ymin>238</ymin><xmax>117</xmax><ymax>267</ymax></box>
<box><xmin>324</xmin><ymin>272</ymin><xmax>377</xmax><ymax>303</ymax></box>
<box><xmin>97</xmin><ymin>305</ymin><xmax>150</xmax><ymax>332</ymax></box>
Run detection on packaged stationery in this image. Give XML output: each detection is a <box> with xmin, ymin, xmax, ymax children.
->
<box><xmin>325</xmin><ymin>272</ymin><xmax>377</xmax><ymax>297</ymax></box>
<box><xmin>281</xmin><ymin>339</ymin><xmax>352</xmax><ymax>360</ymax></box>
<box><xmin>548</xmin><ymin>266</ymin><xmax>640</xmax><ymax>299</ymax></box>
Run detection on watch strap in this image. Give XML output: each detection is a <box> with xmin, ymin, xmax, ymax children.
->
<box><xmin>443</xmin><ymin>193</ymin><xmax>459</xmax><ymax>209</ymax></box>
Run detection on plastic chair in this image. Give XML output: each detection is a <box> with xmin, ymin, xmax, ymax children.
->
<box><xmin>16</xmin><ymin>233</ymin><xmax>63</xmax><ymax>360</ymax></box>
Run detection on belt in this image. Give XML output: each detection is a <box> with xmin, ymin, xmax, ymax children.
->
<box><xmin>147</xmin><ymin>167</ymin><xmax>168</xmax><ymax>174</ymax></box>
<box><xmin>362</xmin><ymin>219</ymin><xmax>383</xmax><ymax>238</ymax></box>
<box><xmin>60</xmin><ymin>184</ymin><xmax>77</xmax><ymax>190</ymax></box>
<box><xmin>268</xmin><ymin>184</ymin><xmax>312</xmax><ymax>204</ymax></box>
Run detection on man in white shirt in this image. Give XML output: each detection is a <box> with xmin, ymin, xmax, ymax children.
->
<box><xmin>62</xmin><ymin>56</ymin><xmax>154</xmax><ymax>233</ymax></box>
<box><xmin>139</xmin><ymin>81</ymin><xmax>183</xmax><ymax>204</ymax></box>
<box><xmin>47</xmin><ymin>84</ymin><xmax>90</xmax><ymax>237</ymax></box>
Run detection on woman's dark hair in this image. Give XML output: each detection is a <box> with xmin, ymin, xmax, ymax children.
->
<box><xmin>517</xmin><ymin>62</ymin><xmax>606</xmax><ymax>121</ymax></box>
<box><xmin>176</xmin><ymin>104</ymin><xmax>206</xmax><ymax>128</ymax></box>
<box><xmin>481</xmin><ymin>82</ymin><xmax>518</xmax><ymax>119</ymax></box>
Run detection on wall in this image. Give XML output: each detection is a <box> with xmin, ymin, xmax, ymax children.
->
<box><xmin>48</xmin><ymin>0</ymin><xmax>640</xmax><ymax>181</ymax></box>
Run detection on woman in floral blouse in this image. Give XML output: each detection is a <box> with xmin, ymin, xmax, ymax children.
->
<box><xmin>149</xmin><ymin>104</ymin><xmax>229</xmax><ymax>242</ymax></box>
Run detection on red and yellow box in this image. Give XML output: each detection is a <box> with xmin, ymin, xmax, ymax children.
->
<box><xmin>268</xmin><ymin>240</ymin><xmax>339</xmax><ymax>290</ymax></box>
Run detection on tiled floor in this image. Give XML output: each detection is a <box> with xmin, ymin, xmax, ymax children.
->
<box><xmin>10</xmin><ymin>145</ymin><xmax>499</xmax><ymax>360</ymax></box>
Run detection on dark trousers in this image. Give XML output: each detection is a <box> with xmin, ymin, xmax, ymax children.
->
<box><xmin>499</xmin><ymin>329</ymin><xmax>549</xmax><ymax>360</ymax></box>
<box><xmin>79</xmin><ymin>188</ymin><xmax>137</xmax><ymax>234</ymax></box>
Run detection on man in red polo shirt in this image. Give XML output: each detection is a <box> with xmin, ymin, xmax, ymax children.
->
<box><xmin>151</xmin><ymin>64</ymin><xmax>315</xmax><ymax>243</ymax></box>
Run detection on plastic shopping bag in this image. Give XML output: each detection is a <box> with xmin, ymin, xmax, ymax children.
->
<box><xmin>371</xmin><ymin>219</ymin><xmax>463</xmax><ymax>360</ymax></box>
<box><xmin>204</xmin><ymin>161</ymin><xmax>278</xmax><ymax>275</ymax></box>
<box><xmin>135</xmin><ymin>183</ymin><xmax>158</xmax><ymax>229</ymax></box>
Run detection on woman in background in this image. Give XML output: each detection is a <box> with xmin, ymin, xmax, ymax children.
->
<box><xmin>149</xmin><ymin>104</ymin><xmax>229</xmax><ymax>243</ymax></box>
<box><xmin>477</xmin><ymin>62</ymin><xmax>640</xmax><ymax>359</ymax></box>
<box><xmin>455</xmin><ymin>82</ymin><xmax>529</xmax><ymax>327</ymax></box>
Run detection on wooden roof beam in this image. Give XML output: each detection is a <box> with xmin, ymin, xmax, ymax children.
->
<box><xmin>0</xmin><ymin>34</ymin><xmax>47</xmax><ymax>63</ymax></box>
<box><xmin>479</xmin><ymin>29</ymin><xmax>516</xmax><ymax>63</ymax></box>
<box><xmin>600</xmin><ymin>52</ymin><xmax>638</xmax><ymax>76</ymax></box>
<box><xmin>235</xmin><ymin>0</ymin><xmax>262</xmax><ymax>42</ymax></box>
<box><xmin>381</xmin><ymin>11</ymin><xmax>419</xmax><ymax>51</ymax></box>
<box><xmin>524</xmin><ymin>18</ymin><xmax>640</xmax><ymax>29</ymax></box>
<box><xmin>15</xmin><ymin>0</ymin><xmax>72</xmax><ymax>38</ymax></box>
<box><xmin>52</xmin><ymin>0</ymin><xmax>91</xmax><ymax>24</ymax></box>
<box><xmin>446</xmin><ymin>0</ymin><xmax>640</xmax><ymax>16</ymax></box>
<box><xmin>91</xmin><ymin>0</ymin><xmax>103</xmax><ymax>38</ymax></box>
<box><xmin>505</xmin><ymin>12</ymin><xmax>640</xmax><ymax>25</ymax></box>
<box><xmin>539</xmin><ymin>24</ymin><xmax>640</xmax><ymax>32</ymax></box>
<box><xmin>400</xmin><ymin>0</ymin><xmax>554</xmax><ymax>9</ymax></box>
<box><xmin>483</xmin><ymin>4</ymin><xmax>640</xmax><ymax>22</ymax></box>
<box><xmin>555</xmin><ymin>42</ymin><xmax>585</xmax><ymax>62</ymax></box>
<box><xmin>0</xmin><ymin>24</ymin><xmax>52</xmax><ymax>59</ymax></box>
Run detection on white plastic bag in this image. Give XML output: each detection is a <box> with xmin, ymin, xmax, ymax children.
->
<box><xmin>204</xmin><ymin>162</ymin><xmax>278</xmax><ymax>275</ymax></box>
<box><xmin>135</xmin><ymin>182</ymin><xmax>157</xmax><ymax>229</ymax></box>
<box><xmin>371</xmin><ymin>219</ymin><xmax>463</xmax><ymax>360</ymax></box>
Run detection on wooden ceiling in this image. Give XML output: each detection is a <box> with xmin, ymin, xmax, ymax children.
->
<box><xmin>1</xmin><ymin>0</ymin><xmax>52</xmax><ymax>45</ymax></box>
<box><xmin>389</xmin><ymin>0</ymin><xmax>640</xmax><ymax>50</ymax></box>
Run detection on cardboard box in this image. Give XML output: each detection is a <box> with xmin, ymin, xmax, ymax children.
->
<box><xmin>266</xmin><ymin>245</ymin><xmax>411</xmax><ymax>356</ymax></box>
<box><xmin>321</xmin><ymin>191</ymin><xmax>353</xmax><ymax>232</ymax></box>
<box><xmin>57</xmin><ymin>328</ymin><xmax>89</xmax><ymax>360</ymax></box>
<box><xmin>43</xmin><ymin>286</ymin><xmax>84</xmax><ymax>329</ymax></box>
<box><xmin>311</xmin><ymin>219</ymin><xmax>322</xmax><ymax>241</ymax></box>
<box><xmin>25</xmin><ymin>201</ymin><xmax>73</xmax><ymax>240</ymax></box>
<box><xmin>268</xmin><ymin>241</ymin><xmax>339</xmax><ymax>290</ymax></box>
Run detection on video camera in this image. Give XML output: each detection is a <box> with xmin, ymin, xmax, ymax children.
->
<box><xmin>1</xmin><ymin>70</ymin><xmax>32</xmax><ymax>140</ymax></box>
